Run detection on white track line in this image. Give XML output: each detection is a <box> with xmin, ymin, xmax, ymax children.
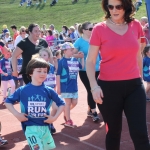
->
<box><xmin>60</xmin><ymin>132</ymin><xmax>105</xmax><ymax>150</ymax></box>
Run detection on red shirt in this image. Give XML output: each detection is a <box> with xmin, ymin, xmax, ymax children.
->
<box><xmin>13</xmin><ymin>31</ymin><xmax>19</xmax><ymax>40</ymax></box>
<box><xmin>90</xmin><ymin>20</ymin><xmax>143</xmax><ymax>81</ymax></box>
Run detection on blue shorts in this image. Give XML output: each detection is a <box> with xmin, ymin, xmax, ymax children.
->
<box><xmin>61</xmin><ymin>92</ymin><xmax>78</xmax><ymax>99</ymax></box>
<box><xmin>25</xmin><ymin>126</ymin><xmax>56</xmax><ymax>150</ymax></box>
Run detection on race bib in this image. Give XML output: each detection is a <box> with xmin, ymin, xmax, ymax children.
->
<box><xmin>67</xmin><ymin>61</ymin><xmax>79</xmax><ymax>79</ymax></box>
<box><xmin>5</xmin><ymin>61</ymin><xmax>12</xmax><ymax>74</ymax></box>
<box><xmin>44</xmin><ymin>74</ymin><xmax>56</xmax><ymax>87</ymax></box>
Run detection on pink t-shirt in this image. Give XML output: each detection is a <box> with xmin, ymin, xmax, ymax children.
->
<box><xmin>90</xmin><ymin>20</ymin><xmax>143</xmax><ymax>81</ymax></box>
<box><xmin>46</xmin><ymin>35</ymin><xmax>55</xmax><ymax>46</ymax></box>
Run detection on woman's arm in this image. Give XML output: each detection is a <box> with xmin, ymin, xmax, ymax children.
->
<box><xmin>12</xmin><ymin>47</ymin><xmax>23</xmax><ymax>77</ymax></box>
<box><xmin>86</xmin><ymin>45</ymin><xmax>103</xmax><ymax>104</ymax></box>
<box><xmin>73</xmin><ymin>48</ymin><xmax>84</xmax><ymax>58</ymax></box>
<box><xmin>137</xmin><ymin>39</ymin><xmax>143</xmax><ymax>78</ymax></box>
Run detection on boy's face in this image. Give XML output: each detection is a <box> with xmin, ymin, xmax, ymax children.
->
<box><xmin>30</xmin><ymin>68</ymin><xmax>47</xmax><ymax>85</ymax></box>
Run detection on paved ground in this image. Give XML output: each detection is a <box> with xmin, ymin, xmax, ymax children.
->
<box><xmin>0</xmin><ymin>78</ymin><xmax>150</xmax><ymax>150</ymax></box>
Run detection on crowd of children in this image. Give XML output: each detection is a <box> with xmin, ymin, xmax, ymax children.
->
<box><xmin>0</xmin><ymin>17</ymin><xmax>150</xmax><ymax>148</ymax></box>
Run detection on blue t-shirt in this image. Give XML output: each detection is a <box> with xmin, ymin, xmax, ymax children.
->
<box><xmin>0</xmin><ymin>58</ymin><xmax>13</xmax><ymax>81</ymax></box>
<box><xmin>5</xmin><ymin>83</ymin><xmax>65</xmax><ymax>131</ymax></box>
<box><xmin>13</xmin><ymin>58</ymin><xmax>23</xmax><ymax>80</ymax></box>
<box><xmin>74</xmin><ymin>37</ymin><xmax>100</xmax><ymax>71</ymax></box>
<box><xmin>44</xmin><ymin>63</ymin><xmax>56</xmax><ymax>88</ymax></box>
<box><xmin>57</xmin><ymin>57</ymin><xmax>82</xmax><ymax>93</ymax></box>
<box><xmin>143</xmin><ymin>56</ymin><xmax>150</xmax><ymax>82</ymax></box>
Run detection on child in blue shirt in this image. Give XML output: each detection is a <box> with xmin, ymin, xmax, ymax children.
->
<box><xmin>0</xmin><ymin>49</ymin><xmax>15</xmax><ymax>102</ymax></box>
<box><xmin>39</xmin><ymin>48</ymin><xmax>58</xmax><ymax>134</ymax></box>
<box><xmin>13</xmin><ymin>55</ymin><xmax>23</xmax><ymax>89</ymax></box>
<box><xmin>5</xmin><ymin>58</ymin><xmax>65</xmax><ymax>150</ymax></box>
<box><xmin>56</xmin><ymin>42</ymin><xmax>84</xmax><ymax>127</ymax></box>
<box><xmin>143</xmin><ymin>45</ymin><xmax>150</xmax><ymax>101</ymax></box>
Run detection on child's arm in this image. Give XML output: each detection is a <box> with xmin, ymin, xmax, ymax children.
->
<box><xmin>56</xmin><ymin>75</ymin><xmax>61</xmax><ymax>95</ymax></box>
<box><xmin>5</xmin><ymin>103</ymin><xmax>28</xmax><ymax>122</ymax></box>
<box><xmin>44</xmin><ymin>105</ymin><xmax>64</xmax><ymax>123</ymax></box>
<box><xmin>0</xmin><ymin>69</ymin><xmax>8</xmax><ymax>76</ymax></box>
<box><xmin>5</xmin><ymin>88</ymin><xmax>28</xmax><ymax>122</ymax></box>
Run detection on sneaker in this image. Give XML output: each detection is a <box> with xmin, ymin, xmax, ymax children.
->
<box><xmin>64</xmin><ymin>120</ymin><xmax>75</xmax><ymax>128</ymax></box>
<box><xmin>92</xmin><ymin>112</ymin><xmax>100</xmax><ymax>122</ymax></box>
<box><xmin>87</xmin><ymin>110</ymin><xmax>93</xmax><ymax>117</ymax></box>
<box><xmin>49</xmin><ymin>124</ymin><xmax>56</xmax><ymax>134</ymax></box>
<box><xmin>0</xmin><ymin>137</ymin><xmax>8</xmax><ymax>146</ymax></box>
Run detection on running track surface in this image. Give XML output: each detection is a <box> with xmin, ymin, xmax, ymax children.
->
<box><xmin>0</xmin><ymin>78</ymin><xmax>150</xmax><ymax>150</ymax></box>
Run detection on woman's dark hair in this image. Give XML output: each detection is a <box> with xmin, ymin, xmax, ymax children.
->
<box><xmin>143</xmin><ymin>46</ymin><xmax>150</xmax><ymax>57</ymax></box>
<box><xmin>47</xmin><ymin>30</ymin><xmax>53</xmax><ymax>36</ymax></box>
<box><xmin>26</xmin><ymin>58</ymin><xmax>50</xmax><ymax>78</ymax></box>
<box><xmin>102</xmin><ymin>0</ymin><xmax>135</xmax><ymax>23</ymax></box>
<box><xmin>28</xmin><ymin>23</ymin><xmax>39</xmax><ymax>34</ymax></box>
<box><xmin>62</xmin><ymin>25</ymin><xmax>69</xmax><ymax>32</ymax></box>
<box><xmin>78</xmin><ymin>21</ymin><xmax>91</xmax><ymax>35</ymax></box>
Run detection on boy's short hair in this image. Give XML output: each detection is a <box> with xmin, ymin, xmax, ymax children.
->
<box><xmin>143</xmin><ymin>46</ymin><xmax>150</xmax><ymax>57</ymax></box>
<box><xmin>26</xmin><ymin>58</ymin><xmax>50</xmax><ymax>76</ymax></box>
<box><xmin>10</xmin><ymin>25</ymin><xmax>17</xmax><ymax>30</ymax></box>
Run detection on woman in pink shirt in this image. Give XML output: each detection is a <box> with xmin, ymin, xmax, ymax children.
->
<box><xmin>86</xmin><ymin>0</ymin><xmax>150</xmax><ymax>150</ymax></box>
<box><xmin>46</xmin><ymin>30</ymin><xmax>55</xmax><ymax>46</ymax></box>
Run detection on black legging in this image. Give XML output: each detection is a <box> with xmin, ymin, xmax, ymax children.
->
<box><xmin>22</xmin><ymin>74</ymin><xmax>31</xmax><ymax>85</ymax></box>
<box><xmin>79</xmin><ymin>71</ymin><xmax>99</xmax><ymax>109</ymax></box>
<box><xmin>97</xmin><ymin>78</ymin><xmax>150</xmax><ymax>150</ymax></box>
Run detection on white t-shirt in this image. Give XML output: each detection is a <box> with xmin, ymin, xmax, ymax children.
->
<box><xmin>14</xmin><ymin>35</ymin><xmax>23</xmax><ymax>48</ymax></box>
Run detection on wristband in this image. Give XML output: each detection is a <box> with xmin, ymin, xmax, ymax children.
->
<box><xmin>91</xmin><ymin>86</ymin><xmax>100</xmax><ymax>92</ymax></box>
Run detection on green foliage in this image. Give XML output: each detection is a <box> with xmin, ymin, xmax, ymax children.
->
<box><xmin>0</xmin><ymin>0</ymin><xmax>147</xmax><ymax>33</ymax></box>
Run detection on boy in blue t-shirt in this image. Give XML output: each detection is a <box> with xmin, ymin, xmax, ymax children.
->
<box><xmin>5</xmin><ymin>58</ymin><xmax>65</xmax><ymax>150</ymax></box>
<box><xmin>56</xmin><ymin>42</ymin><xmax>84</xmax><ymax>128</ymax></box>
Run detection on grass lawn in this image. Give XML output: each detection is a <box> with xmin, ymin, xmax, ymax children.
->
<box><xmin>0</xmin><ymin>0</ymin><xmax>148</xmax><ymax>32</ymax></box>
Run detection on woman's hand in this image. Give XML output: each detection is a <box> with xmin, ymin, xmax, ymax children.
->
<box><xmin>12</xmin><ymin>71</ymin><xmax>18</xmax><ymax>77</ymax></box>
<box><xmin>91</xmin><ymin>87</ymin><xmax>103</xmax><ymax>104</ymax></box>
